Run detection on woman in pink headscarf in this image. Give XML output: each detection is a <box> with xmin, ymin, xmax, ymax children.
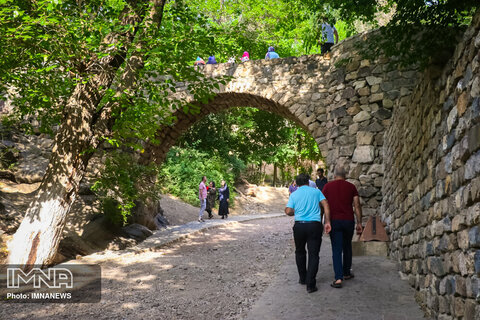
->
<box><xmin>241</xmin><ymin>51</ymin><xmax>250</xmax><ymax>62</ymax></box>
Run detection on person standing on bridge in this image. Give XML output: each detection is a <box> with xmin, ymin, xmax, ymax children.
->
<box><xmin>285</xmin><ymin>173</ymin><xmax>331</xmax><ymax>293</ymax></box>
<box><xmin>207</xmin><ymin>55</ymin><xmax>217</xmax><ymax>64</ymax></box>
<box><xmin>265</xmin><ymin>46</ymin><xmax>280</xmax><ymax>59</ymax></box>
<box><xmin>321</xmin><ymin>166</ymin><xmax>363</xmax><ymax>288</ymax></box>
<box><xmin>198</xmin><ymin>176</ymin><xmax>208</xmax><ymax>223</ymax></box>
<box><xmin>320</xmin><ymin>18</ymin><xmax>338</xmax><ymax>55</ymax></box>
<box><xmin>241</xmin><ymin>51</ymin><xmax>250</xmax><ymax>62</ymax></box>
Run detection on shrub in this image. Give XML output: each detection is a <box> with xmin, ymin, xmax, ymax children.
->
<box><xmin>159</xmin><ymin>146</ymin><xmax>237</xmax><ymax>206</ymax></box>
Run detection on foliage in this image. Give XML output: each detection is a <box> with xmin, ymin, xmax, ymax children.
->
<box><xmin>0</xmin><ymin>0</ymin><xmax>230</xmax><ymax>221</ymax></box>
<box><xmin>179</xmin><ymin>107</ymin><xmax>323</xmax><ymax>185</ymax></box>
<box><xmin>300</xmin><ymin>0</ymin><xmax>478</xmax><ymax>67</ymax></box>
<box><xmin>91</xmin><ymin>152</ymin><xmax>160</xmax><ymax>225</ymax></box>
<box><xmin>159</xmin><ymin>146</ymin><xmax>237</xmax><ymax>206</ymax></box>
<box><xmin>187</xmin><ymin>0</ymin><xmax>351</xmax><ymax>60</ymax></box>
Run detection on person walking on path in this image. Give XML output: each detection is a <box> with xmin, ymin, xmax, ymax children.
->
<box><xmin>308</xmin><ymin>176</ymin><xmax>317</xmax><ymax>188</ymax></box>
<box><xmin>198</xmin><ymin>176</ymin><xmax>208</xmax><ymax>222</ymax></box>
<box><xmin>320</xmin><ymin>18</ymin><xmax>338</xmax><ymax>55</ymax></box>
<box><xmin>315</xmin><ymin>168</ymin><xmax>328</xmax><ymax>191</ymax></box>
<box><xmin>206</xmin><ymin>181</ymin><xmax>217</xmax><ymax>219</ymax></box>
<box><xmin>218</xmin><ymin>180</ymin><xmax>230</xmax><ymax>219</ymax></box>
<box><xmin>288</xmin><ymin>180</ymin><xmax>297</xmax><ymax>194</ymax></box>
<box><xmin>285</xmin><ymin>173</ymin><xmax>331</xmax><ymax>293</ymax></box>
<box><xmin>321</xmin><ymin>166</ymin><xmax>363</xmax><ymax>288</ymax></box>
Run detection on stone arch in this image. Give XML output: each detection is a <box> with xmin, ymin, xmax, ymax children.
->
<box><xmin>144</xmin><ymin>31</ymin><xmax>421</xmax><ymax>220</ymax></box>
<box><xmin>149</xmin><ymin>91</ymin><xmax>326</xmax><ymax>165</ymax></box>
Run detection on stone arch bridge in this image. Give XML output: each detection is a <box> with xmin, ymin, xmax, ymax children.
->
<box><xmin>145</xmin><ymin>34</ymin><xmax>419</xmax><ymax>219</ymax></box>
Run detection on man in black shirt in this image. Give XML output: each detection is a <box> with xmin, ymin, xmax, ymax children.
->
<box><xmin>315</xmin><ymin>168</ymin><xmax>328</xmax><ymax>191</ymax></box>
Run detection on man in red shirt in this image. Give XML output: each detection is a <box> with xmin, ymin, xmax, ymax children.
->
<box><xmin>322</xmin><ymin>166</ymin><xmax>363</xmax><ymax>288</ymax></box>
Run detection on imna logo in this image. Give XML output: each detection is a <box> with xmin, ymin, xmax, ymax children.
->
<box><xmin>7</xmin><ymin>267</ymin><xmax>73</xmax><ymax>289</ymax></box>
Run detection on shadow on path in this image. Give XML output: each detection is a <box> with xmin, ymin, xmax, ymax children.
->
<box><xmin>245</xmin><ymin>237</ymin><xmax>426</xmax><ymax>320</ymax></box>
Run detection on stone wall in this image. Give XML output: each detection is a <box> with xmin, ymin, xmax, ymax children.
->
<box><xmin>382</xmin><ymin>12</ymin><xmax>480</xmax><ymax>319</ymax></box>
<box><xmin>145</xmin><ymin>34</ymin><xmax>419</xmax><ymax>221</ymax></box>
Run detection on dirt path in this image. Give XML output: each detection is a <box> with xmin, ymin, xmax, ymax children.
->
<box><xmin>2</xmin><ymin>216</ymin><xmax>294</xmax><ymax>320</ymax></box>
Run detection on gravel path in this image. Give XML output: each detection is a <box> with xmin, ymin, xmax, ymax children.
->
<box><xmin>1</xmin><ymin>216</ymin><xmax>294</xmax><ymax>320</ymax></box>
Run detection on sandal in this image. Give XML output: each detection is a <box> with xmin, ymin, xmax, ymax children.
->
<box><xmin>344</xmin><ymin>274</ymin><xmax>355</xmax><ymax>280</ymax></box>
<box><xmin>330</xmin><ymin>280</ymin><xmax>342</xmax><ymax>288</ymax></box>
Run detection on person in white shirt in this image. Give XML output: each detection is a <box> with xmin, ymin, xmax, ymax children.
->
<box><xmin>320</xmin><ymin>19</ymin><xmax>338</xmax><ymax>55</ymax></box>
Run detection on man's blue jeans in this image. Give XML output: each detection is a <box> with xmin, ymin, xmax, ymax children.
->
<box><xmin>330</xmin><ymin>220</ymin><xmax>355</xmax><ymax>280</ymax></box>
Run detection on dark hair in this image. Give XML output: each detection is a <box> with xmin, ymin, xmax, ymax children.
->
<box><xmin>295</xmin><ymin>173</ymin><xmax>310</xmax><ymax>187</ymax></box>
<box><xmin>317</xmin><ymin>168</ymin><xmax>324</xmax><ymax>174</ymax></box>
<box><xmin>201</xmin><ymin>175</ymin><xmax>206</xmax><ymax>182</ymax></box>
<box><xmin>210</xmin><ymin>181</ymin><xmax>215</xmax><ymax>188</ymax></box>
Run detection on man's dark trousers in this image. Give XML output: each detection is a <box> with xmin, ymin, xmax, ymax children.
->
<box><xmin>330</xmin><ymin>219</ymin><xmax>355</xmax><ymax>280</ymax></box>
<box><xmin>293</xmin><ymin>221</ymin><xmax>323</xmax><ymax>289</ymax></box>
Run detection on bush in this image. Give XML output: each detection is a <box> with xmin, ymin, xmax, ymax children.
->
<box><xmin>159</xmin><ymin>146</ymin><xmax>237</xmax><ymax>206</ymax></box>
<box><xmin>91</xmin><ymin>152</ymin><xmax>160</xmax><ymax>226</ymax></box>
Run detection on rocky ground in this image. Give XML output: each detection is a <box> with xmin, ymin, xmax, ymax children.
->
<box><xmin>1</xmin><ymin>216</ymin><xmax>294</xmax><ymax>320</ymax></box>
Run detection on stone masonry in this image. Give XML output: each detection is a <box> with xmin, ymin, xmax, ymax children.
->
<box><xmin>382</xmin><ymin>12</ymin><xmax>480</xmax><ymax>319</ymax></box>
<box><xmin>143</xmin><ymin>11</ymin><xmax>480</xmax><ymax>318</ymax></box>
<box><xmin>145</xmin><ymin>33</ymin><xmax>419</xmax><ymax>222</ymax></box>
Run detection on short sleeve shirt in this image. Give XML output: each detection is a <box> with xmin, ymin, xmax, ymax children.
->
<box><xmin>286</xmin><ymin>185</ymin><xmax>326</xmax><ymax>222</ymax></box>
<box><xmin>322</xmin><ymin>180</ymin><xmax>359</xmax><ymax>221</ymax></box>
<box><xmin>321</xmin><ymin>23</ymin><xmax>337</xmax><ymax>44</ymax></box>
<box><xmin>199</xmin><ymin>181</ymin><xmax>207</xmax><ymax>200</ymax></box>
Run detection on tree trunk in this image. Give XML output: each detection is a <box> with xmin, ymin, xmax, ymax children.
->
<box><xmin>273</xmin><ymin>163</ymin><xmax>277</xmax><ymax>187</ymax></box>
<box><xmin>7</xmin><ymin>0</ymin><xmax>166</xmax><ymax>268</ymax></box>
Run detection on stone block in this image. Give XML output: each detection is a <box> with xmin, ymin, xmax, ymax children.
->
<box><xmin>468</xmin><ymin>124</ymin><xmax>480</xmax><ymax>154</ymax></box>
<box><xmin>454</xmin><ymin>296</ymin><xmax>465</xmax><ymax>317</ymax></box>
<box><xmin>463</xmin><ymin>299</ymin><xmax>477</xmax><ymax>320</ymax></box>
<box><xmin>454</xmin><ymin>275</ymin><xmax>467</xmax><ymax>297</ymax></box>
<box><xmin>366</xmin><ymin>76</ymin><xmax>382</xmax><ymax>86</ymax></box>
<box><xmin>382</xmin><ymin>98</ymin><xmax>394</xmax><ymax>108</ymax></box>
<box><xmin>359</xmin><ymin>174</ymin><xmax>373</xmax><ymax>185</ymax></box>
<box><xmin>475</xmin><ymin>250</ymin><xmax>480</xmax><ymax>274</ymax></box>
<box><xmin>339</xmin><ymin>145</ymin><xmax>355</xmax><ymax>157</ymax></box>
<box><xmin>358</xmin><ymin>86</ymin><xmax>370</xmax><ymax>96</ymax></box>
<box><xmin>353</xmin><ymin>80</ymin><xmax>366</xmax><ymax>89</ymax></box>
<box><xmin>459</xmin><ymin>229</ymin><xmax>470</xmax><ymax>250</ymax></box>
<box><xmin>353</xmin><ymin>146</ymin><xmax>375</xmax><ymax>163</ymax></box>
<box><xmin>352</xmin><ymin>240</ymin><xmax>388</xmax><ymax>256</ymax></box>
<box><xmin>356</xmin><ymin>131</ymin><xmax>374</xmax><ymax>145</ymax></box>
<box><xmin>353</xmin><ymin>110</ymin><xmax>371</xmax><ymax>122</ymax></box>
<box><xmin>373</xmin><ymin>108</ymin><xmax>392</xmax><ymax>120</ymax></box>
<box><xmin>457</xmin><ymin>91</ymin><xmax>470</xmax><ymax>116</ymax></box>
<box><xmin>359</xmin><ymin>186</ymin><xmax>378</xmax><ymax>197</ymax></box>
<box><xmin>365</xmin><ymin>121</ymin><xmax>384</xmax><ymax>132</ymax></box>
<box><xmin>465</xmin><ymin>148</ymin><xmax>480</xmax><ymax>179</ymax></box>
<box><xmin>466</xmin><ymin>275</ymin><xmax>479</xmax><ymax>298</ymax></box>
<box><xmin>369</xmin><ymin>93</ymin><xmax>384</xmax><ymax>102</ymax></box>
<box><xmin>469</xmin><ymin>226</ymin><xmax>480</xmax><ymax>248</ymax></box>
<box><xmin>428</xmin><ymin>257</ymin><xmax>446</xmax><ymax>276</ymax></box>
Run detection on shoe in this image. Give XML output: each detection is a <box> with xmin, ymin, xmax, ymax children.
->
<box><xmin>198</xmin><ymin>218</ymin><xmax>205</xmax><ymax>223</ymax></box>
<box><xmin>330</xmin><ymin>280</ymin><xmax>342</xmax><ymax>288</ymax></box>
<box><xmin>307</xmin><ymin>286</ymin><xmax>318</xmax><ymax>293</ymax></box>
<box><xmin>221</xmin><ymin>216</ymin><xmax>224</xmax><ymax>219</ymax></box>
<box><xmin>344</xmin><ymin>274</ymin><xmax>355</xmax><ymax>280</ymax></box>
